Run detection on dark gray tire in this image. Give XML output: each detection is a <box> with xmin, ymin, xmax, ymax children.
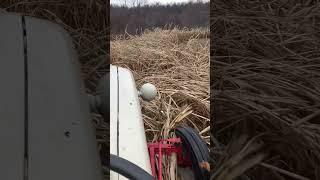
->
<box><xmin>175</xmin><ymin>126</ymin><xmax>210</xmax><ymax>180</ymax></box>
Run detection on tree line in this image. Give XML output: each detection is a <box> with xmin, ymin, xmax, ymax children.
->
<box><xmin>111</xmin><ymin>2</ymin><xmax>209</xmax><ymax>35</ymax></box>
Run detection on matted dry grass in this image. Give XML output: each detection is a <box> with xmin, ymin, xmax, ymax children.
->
<box><xmin>211</xmin><ymin>1</ymin><xmax>320</xmax><ymax>179</ymax></box>
<box><xmin>111</xmin><ymin>27</ymin><xmax>210</xmax><ymax>179</ymax></box>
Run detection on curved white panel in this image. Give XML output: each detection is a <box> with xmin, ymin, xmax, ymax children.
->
<box><xmin>110</xmin><ymin>65</ymin><xmax>152</xmax><ymax>179</ymax></box>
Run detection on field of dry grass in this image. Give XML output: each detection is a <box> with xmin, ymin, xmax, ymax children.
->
<box><xmin>211</xmin><ymin>1</ymin><xmax>320</xmax><ymax>179</ymax></box>
<box><xmin>111</xmin><ymin>28</ymin><xmax>210</xmax><ymax>179</ymax></box>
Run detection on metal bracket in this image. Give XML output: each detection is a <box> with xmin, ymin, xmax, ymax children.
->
<box><xmin>147</xmin><ymin>138</ymin><xmax>192</xmax><ymax>180</ymax></box>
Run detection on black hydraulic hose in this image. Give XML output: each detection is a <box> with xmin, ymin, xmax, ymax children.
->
<box><xmin>110</xmin><ymin>154</ymin><xmax>154</xmax><ymax>180</ymax></box>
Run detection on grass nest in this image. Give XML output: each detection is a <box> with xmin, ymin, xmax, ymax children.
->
<box><xmin>111</xmin><ymin>27</ymin><xmax>210</xmax><ymax>179</ymax></box>
<box><xmin>211</xmin><ymin>0</ymin><xmax>320</xmax><ymax>179</ymax></box>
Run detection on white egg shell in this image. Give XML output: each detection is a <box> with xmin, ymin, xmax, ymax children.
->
<box><xmin>139</xmin><ymin>83</ymin><xmax>157</xmax><ymax>101</ymax></box>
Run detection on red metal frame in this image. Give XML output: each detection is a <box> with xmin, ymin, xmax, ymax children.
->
<box><xmin>147</xmin><ymin>138</ymin><xmax>192</xmax><ymax>180</ymax></box>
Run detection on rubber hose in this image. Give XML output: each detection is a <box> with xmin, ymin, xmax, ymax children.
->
<box><xmin>110</xmin><ymin>154</ymin><xmax>154</xmax><ymax>180</ymax></box>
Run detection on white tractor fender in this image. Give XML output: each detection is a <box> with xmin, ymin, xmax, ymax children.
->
<box><xmin>110</xmin><ymin>65</ymin><xmax>152</xmax><ymax>179</ymax></box>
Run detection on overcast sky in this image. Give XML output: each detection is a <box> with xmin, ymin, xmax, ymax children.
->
<box><xmin>111</xmin><ymin>0</ymin><xmax>209</xmax><ymax>6</ymax></box>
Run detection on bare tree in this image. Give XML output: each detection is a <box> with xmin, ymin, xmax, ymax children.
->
<box><xmin>130</xmin><ymin>0</ymin><xmax>148</xmax><ymax>7</ymax></box>
<box><xmin>120</xmin><ymin>0</ymin><xmax>128</xmax><ymax>6</ymax></box>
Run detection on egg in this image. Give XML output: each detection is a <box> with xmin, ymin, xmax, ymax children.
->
<box><xmin>139</xmin><ymin>83</ymin><xmax>157</xmax><ymax>101</ymax></box>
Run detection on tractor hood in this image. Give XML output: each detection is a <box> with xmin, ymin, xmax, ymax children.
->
<box><xmin>110</xmin><ymin>65</ymin><xmax>152</xmax><ymax>179</ymax></box>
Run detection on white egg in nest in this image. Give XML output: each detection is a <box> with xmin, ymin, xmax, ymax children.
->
<box><xmin>139</xmin><ymin>83</ymin><xmax>157</xmax><ymax>101</ymax></box>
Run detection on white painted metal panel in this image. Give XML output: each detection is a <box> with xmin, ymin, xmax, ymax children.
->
<box><xmin>118</xmin><ymin>67</ymin><xmax>152</xmax><ymax>178</ymax></box>
<box><xmin>110</xmin><ymin>65</ymin><xmax>119</xmax><ymax>180</ymax></box>
<box><xmin>110</xmin><ymin>65</ymin><xmax>152</xmax><ymax>179</ymax></box>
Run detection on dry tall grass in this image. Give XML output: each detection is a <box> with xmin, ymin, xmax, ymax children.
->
<box><xmin>212</xmin><ymin>1</ymin><xmax>320</xmax><ymax>179</ymax></box>
<box><xmin>111</xmin><ymin>27</ymin><xmax>210</xmax><ymax>179</ymax></box>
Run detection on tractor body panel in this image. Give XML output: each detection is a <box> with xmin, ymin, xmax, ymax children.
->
<box><xmin>25</xmin><ymin>16</ymin><xmax>103</xmax><ymax>180</ymax></box>
<box><xmin>110</xmin><ymin>65</ymin><xmax>119</xmax><ymax>180</ymax></box>
<box><xmin>0</xmin><ymin>13</ymin><xmax>103</xmax><ymax>180</ymax></box>
<box><xmin>110</xmin><ymin>65</ymin><xmax>152</xmax><ymax>179</ymax></box>
<box><xmin>0</xmin><ymin>13</ymin><xmax>25</xmax><ymax>180</ymax></box>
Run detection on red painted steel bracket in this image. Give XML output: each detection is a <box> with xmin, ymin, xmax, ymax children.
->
<box><xmin>147</xmin><ymin>138</ymin><xmax>192</xmax><ymax>180</ymax></box>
